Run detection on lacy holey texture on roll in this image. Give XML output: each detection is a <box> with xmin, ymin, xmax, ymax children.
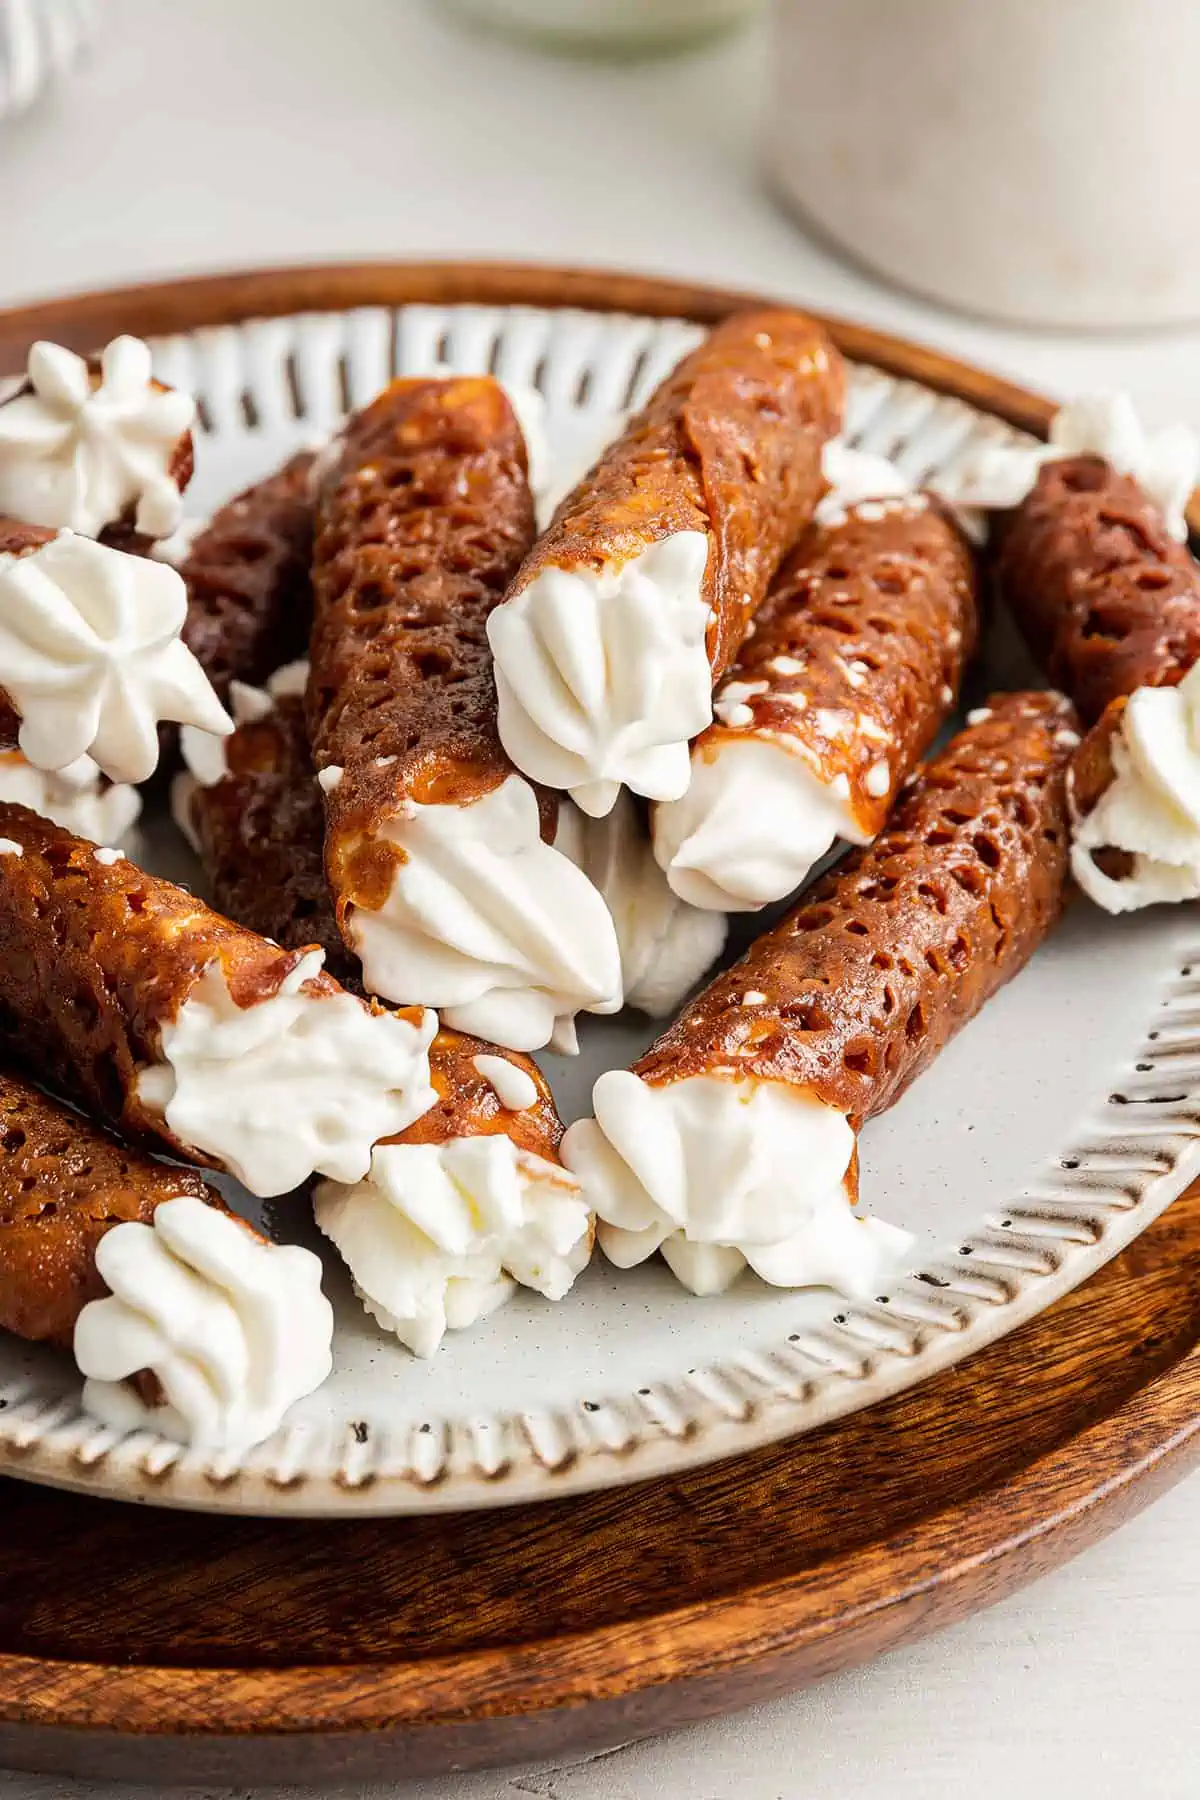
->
<box><xmin>997</xmin><ymin>455</ymin><xmax>1200</xmax><ymax>912</ymax></box>
<box><xmin>0</xmin><ymin>1067</ymin><xmax>333</xmax><ymax>1452</ymax></box>
<box><xmin>308</xmin><ymin>375</ymin><xmax>620</xmax><ymax>1050</ymax></box>
<box><xmin>178</xmin><ymin>451</ymin><xmax>316</xmax><ymax>702</ymax></box>
<box><xmin>565</xmin><ymin>692</ymin><xmax>1077</xmax><ymax>1297</ymax></box>
<box><xmin>488</xmin><ymin>309</ymin><xmax>845</xmax><ymax>816</ymax></box>
<box><xmin>653</xmin><ymin>491</ymin><xmax>979</xmax><ymax>910</ymax></box>
<box><xmin>0</xmin><ymin>336</ymin><xmax>195</xmax><ymax>540</ymax></box>
<box><xmin>0</xmin><ymin>805</ymin><xmax>436</xmax><ymax>1196</ymax></box>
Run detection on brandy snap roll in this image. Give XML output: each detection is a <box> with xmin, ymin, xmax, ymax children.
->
<box><xmin>0</xmin><ymin>804</ymin><xmax>437</xmax><ymax>1197</ymax></box>
<box><xmin>175</xmin><ymin>675</ymin><xmax>595</xmax><ymax>1350</ymax></box>
<box><xmin>0</xmin><ymin>1068</ymin><xmax>332</xmax><ymax>1452</ymax></box>
<box><xmin>994</xmin><ymin>447</ymin><xmax>1200</xmax><ymax>912</ymax></box>
<box><xmin>308</xmin><ymin>374</ymin><xmax>621</xmax><ymax>1053</ymax></box>
<box><xmin>0</xmin><ymin>336</ymin><xmax>195</xmax><ymax>540</ymax></box>
<box><xmin>487</xmin><ymin>309</ymin><xmax>845</xmax><ymax>817</ymax></box>
<box><xmin>0</xmin><ymin>517</ymin><xmax>231</xmax><ymax>784</ymax></box>
<box><xmin>564</xmin><ymin>692</ymin><xmax>1076</xmax><ymax>1298</ymax></box>
<box><xmin>653</xmin><ymin>474</ymin><xmax>979</xmax><ymax>912</ymax></box>
<box><xmin>173</xmin><ymin>451</ymin><xmax>316</xmax><ymax>702</ymax></box>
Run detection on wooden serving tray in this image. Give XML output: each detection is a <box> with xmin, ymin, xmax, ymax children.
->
<box><xmin>0</xmin><ymin>263</ymin><xmax>1193</xmax><ymax>1784</ymax></box>
<box><xmin>0</xmin><ymin>1171</ymin><xmax>1191</xmax><ymax>1786</ymax></box>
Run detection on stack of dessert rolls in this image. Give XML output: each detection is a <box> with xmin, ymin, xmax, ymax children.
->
<box><xmin>0</xmin><ymin>310</ymin><xmax>1193</xmax><ymax>1452</ymax></box>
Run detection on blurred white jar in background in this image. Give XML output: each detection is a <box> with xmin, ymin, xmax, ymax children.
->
<box><xmin>450</xmin><ymin>0</ymin><xmax>762</xmax><ymax>55</ymax></box>
<box><xmin>769</xmin><ymin>0</ymin><xmax>1200</xmax><ymax>329</ymax></box>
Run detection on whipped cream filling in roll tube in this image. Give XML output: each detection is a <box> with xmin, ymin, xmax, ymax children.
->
<box><xmin>0</xmin><ymin>337</ymin><xmax>195</xmax><ymax>542</ymax></box>
<box><xmin>176</xmin><ymin>450</ymin><xmax>316</xmax><ymax>704</ymax></box>
<box><xmin>0</xmin><ymin>518</ymin><xmax>231</xmax><ymax>784</ymax></box>
<box><xmin>307</xmin><ymin>375</ymin><xmax>621</xmax><ymax>1052</ymax></box>
<box><xmin>315</xmin><ymin>1028</ymin><xmax>592</xmax><ymax>1358</ymax></box>
<box><xmin>564</xmin><ymin>692</ymin><xmax>1077</xmax><ymax>1297</ymax></box>
<box><xmin>487</xmin><ymin>309</ymin><xmax>845</xmax><ymax>817</ymax></box>
<box><xmin>554</xmin><ymin>790</ymin><xmax>727</xmax><ymax>1020</ymax></box>
<box><xmin>0</xmin><ymin>803</ymin><xmax>437</xmax><ymax>1197</ymax></box>
<box><xmin>653</xmin><ymin>490</ymin><xmax>979</xmax><ymax>912</ymax></box>
<box><xmin>0</xmin><ymin>1067</ymin><xmax>332</xmax><ymax>1452</ymax></box>
<box><xmin>995</xmin><ymin>454</ymin><xmax>1200</xmax><ymax>913</ymax></box>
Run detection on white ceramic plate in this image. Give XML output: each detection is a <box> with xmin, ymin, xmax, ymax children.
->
<box><xmin>1</xmin><ymin>300</ymin><xmax>1197</xmax><ymax>1517</ymax></box>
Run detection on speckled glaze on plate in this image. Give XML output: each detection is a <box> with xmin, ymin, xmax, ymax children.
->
<box><xmin>0</xmin><ymin>295</ymin><xmax>1197</xmax><ymax>1518</ymax></box>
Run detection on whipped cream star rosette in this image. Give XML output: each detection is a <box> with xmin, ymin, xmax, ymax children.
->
<box><xmin>0</xmin><ymin>803</ymin><xmax>437</xmax><ymax>1196</ymax></box>
<box><xmin>937</xmin><ymin>393</ymin><xmax>1199</xmax><ymax>542</ymax></box>
<box><xmin>0</xmin><ymin>517</ymin><xmax>231</xmax><ymax>784</ymax></box>
<box><xmin>315</xmin><ymin>1028</ymin><xmax>591</xmax><ymax>1357</ymax></box>
<box><xmin>565</xmin><ymin>693</ymin><xmax>1076</xmax><ymax>1296</ymax></box>
<box><xmin>993</xmin><ymin>445</ymin><xmax>1200</xmax><ymax>913</ymax></box>
<box><xmin>308</xmin><ymin>375</ymin><xmax>621</xmax><ymax>1052</ymax></box>
<box><xmin>653</xmin><ymin>452</ymin><xmax>979</xmax><ymax>912</ymax></box>
<box><xmin>0</xmin><ymin>1067</ymin><xmax>332</xmax><ymax>1452</ymax></box>
<box><xmin>487</xmin><ymin>309</ymin><xmax>845</xmax><ymax>818</ymax></box>
<box><xmin>0</xmin><ymin>336</ymin><xmax>195</xmax><ymax>540</ymax></box>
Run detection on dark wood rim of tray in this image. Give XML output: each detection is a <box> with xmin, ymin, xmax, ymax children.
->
<box><xmin>0</xmin><ymin>261</ymin><xmax>1194</xmax><ymax>1788</ymax></box>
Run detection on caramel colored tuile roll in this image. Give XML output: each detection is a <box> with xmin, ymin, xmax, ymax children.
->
<box><xmin>178</xmin><ymin>691</ymin><xmax>572</xmax><ymax>1153</ymax></box>
<box><xmin>179</xmin><ymin>689</ymin><xmax>352</xmax><ymax>981</ymax></box>
<box><xmin>642</xmin><ymin>691</ymin><xmax>1075</xmax><ymax>1127</ymax></box>
<box><xmin>0</xmin><ymin>804</ymin><xmax>436</xmax><ymax>1196</ymax></box>
<box><xmin>0</xmin><ymin>1066</ymin><xmax>225</xmax><ymax>1351</ymax></box>
<box><xmin>305</xmin><ymin>376</ymin><xmax>621</xmax><ymax>1051</ymax></box>
<box><xmin>488</xmin><ymin>309</ymin><xmax>845</xmax><ymax>816</ymax></box>
<box><xmin>566</xmin><ymin>692</ymin><xmax>1077</xmax><ymax>1298</ymax></box>
<box><xmin>654</xmin><ymin>492</ymin><xmax>980</xmax><ymax>910</ymax></box>
<box><xmin>179</xmin><ymin>452</ymin><xmax>316</xmax><ymax>702</ymax></box>
<box><xmin>994</xmin><ymin>456</ymin><xmax>1200</xmax><ymax>726</ymax></box>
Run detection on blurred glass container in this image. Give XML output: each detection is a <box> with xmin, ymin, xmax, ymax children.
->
<box><xmin>0</xmin><ymin>0</ymin><xmax>95</xmax><ymax>121</ymax></box>
<box><xmin>768</xmin><ymin>0</ymin><xmax>1200</xmax><ymax>329</ymax></box>
<box><xmin>448</xmin><ymin>0</ymin><xmax>762</xmax><ymax>56</ymax></box>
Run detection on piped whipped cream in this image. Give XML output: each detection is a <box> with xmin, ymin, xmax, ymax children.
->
<box><xmin>0</xmin><ymin>532</ymin><xmax>231</xmax><ymax>783</ymax></box>
<box><xmin>150</xmin><ymin>513</ymin><xmax>209</xmax><ymax>568</ymax></box>
<box><xmin>654</xmin><ymin>736</ymin><xmax>865</xmax><ymax>912</ymax></box>
<box><xmin>555</xmin><ymin>789</ymin><xmax>726</xmax><ymax>1016</ymax></box>
<box><xmin>1071</xmin><ymin>664</ymin><xmax>1200</xmax><ymax>912</ymax></box>
<box><xmin>135</xmin><ymin>949</ymin><xmax>438</xmax><ymax>1196</ymax></box>
<box><xmin>0</xmin><ymin>747</ymin><xmax>141</xmax><ymax>843</ymax></box>
<box><xmin>938</xmin><ymin>394</ymin><xmax>1200</xmax><ymax>540</ymax></box>
<box><xmin>489</xmin><ymin>530</ymin><xmax>713</xmax><ymax>817</ymax></box>
<box><xmin>73</xmin><ymin>1196</ymin><xmax>333</xmax><ymax>1453</ymax></box>
<box><xmin>342</xmin><ymin>773</ymin><xmax>622</xmax><ymax>1054</ymax></box>
<box><xmin>0</xmin><ymin>337</ymin><xmax>195</xmax><ymax>539</ymax></box>
<box><xmin>563</xmin><ymin>1071</ymin><xmax>911</xmax><ymax>1297</ymax></box>
<box><xmin>817</xmin><ymin>440</ymin><xmax>912</xmax><ymax>526</ymax></box>
<box><xmin>314</xmin><ymin>1134</ymin><xmax>592</xmax><ymax>1357</ymax></box>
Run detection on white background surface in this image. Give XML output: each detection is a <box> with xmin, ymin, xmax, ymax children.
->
<box><xmin>0</xmin><ymin>2</ymin><xmax>1197</xmax><ymax>1795</ymax></box>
